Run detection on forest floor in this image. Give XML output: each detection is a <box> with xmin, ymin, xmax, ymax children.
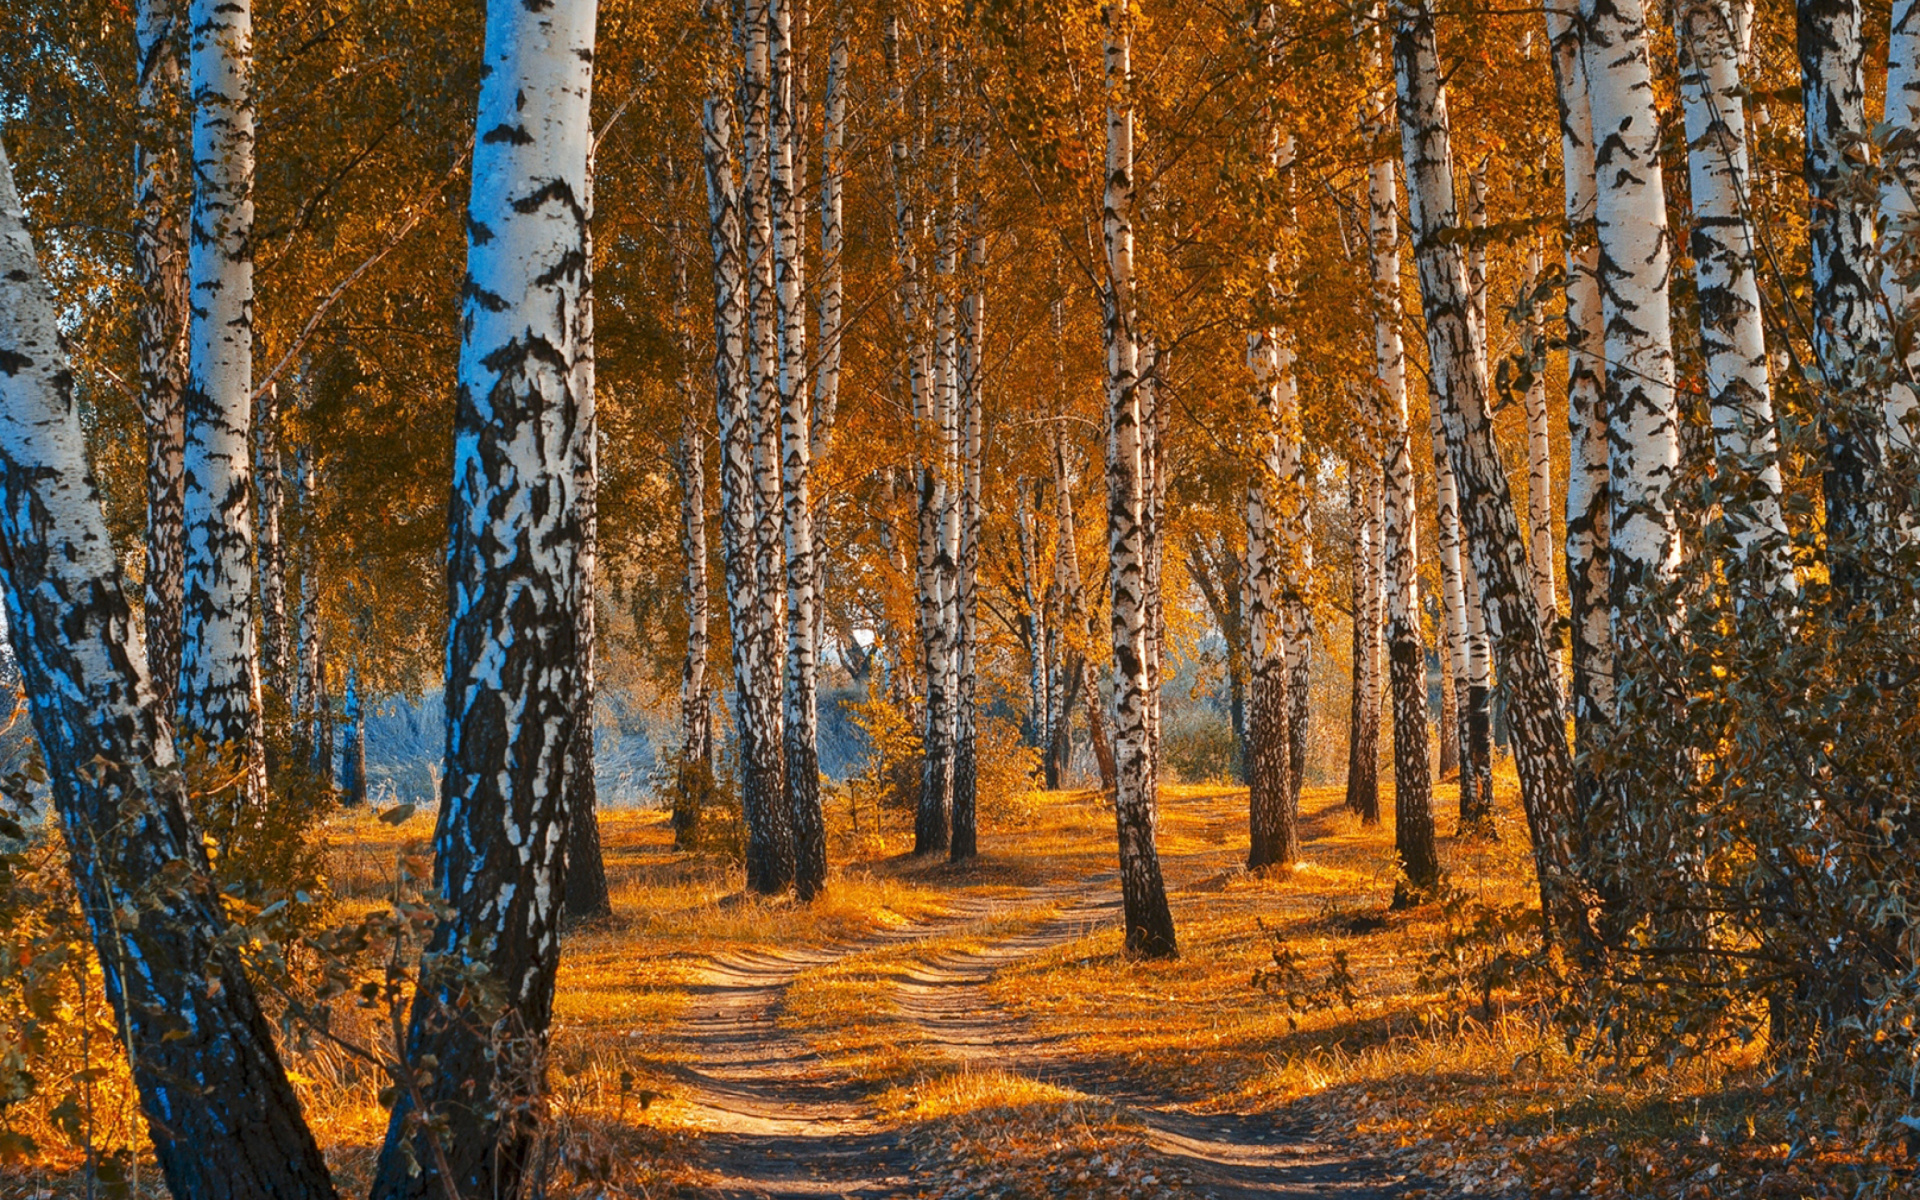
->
<box><xmin>1</xmin><ymin>771</ymin><xmax>1893</xmax><ymax>1198</ymax></box>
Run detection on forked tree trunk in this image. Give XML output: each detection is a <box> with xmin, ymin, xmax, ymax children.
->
<box><xmin>134</xmin><ymin>0</ymin><xmax>189</xmax><ymax>717</ymax></box>
<box><xmin>738</xmin><ymin>0</ymin><xmax>794</xmax><ymax>891</ymax></box>
<box><xmin>770</xmin><ymin>0</ymin><xmax>826</xmax><ymax>899</ymax></box>
<box><xmin>179</xmin><ymin>0</ymin><xmax>266</xmax><ymax>806</ymax></box>
<box><xmin>1102</xmin><ymin>0</ymin><xmax>1177</xmax><ymax>959</ymax></box>
<box><xmin>1245</xmin><ymin>333</ymin><xmax>1297</xmax><ymax>868</ymax></box>
<box><xmin>1364</xmin><ymin>59</ymin><xmax>1436</xmax><ymax>870</ymax></box>
<box><xmin>1393</xmin><ymin>0</ymin><xmax>1595</xmax><ymax>956</ymax></box>
<box><xmin>368</xmin><ymin>0</ymin><xmax>595</xmax><ymax>1189</ymax></box>
<box><xmin>0</xmin><ymin>132</ymin><xmax>337</xmax><ymax>1200</ymax></box>
<box><xmin>1052</xmin><ymin>420</ymin><xmax>1115</xmax><ymax>791</ymax></box>
<box><xmin>1544</xmin><ymin>2</ymin><xmax>1610</xmax><ymax>844</ymax></box>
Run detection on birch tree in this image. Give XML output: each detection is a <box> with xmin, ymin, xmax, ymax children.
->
<box><xmin>671</xmin><ymin>211</ymin><xmax>713</xmax><ymax>848</ymax></box>
<box><xmin>1543</xmin><ymin>1</ymin><xmax>1611</xmax><ymax>812</ymax></box>
<box><xmin>134</xmin><ymin>0</ymin><xmax>190</xmax><ymax>715</ymax></box>
<box><xmin>770</xmin><ymin>0</ymin><xmax>826</xmax><ymax>898</ymax></box>
<box><xmin>1393</xmin><ymin>0</ymin><xmax>1594</xmax><ymax>954</ymax></box>
<box><xmin>1582</xmin><ymin>0</ymin><xmax>1681</xmax><ymax>646</ymax></box>
<box><xmin>368</xmin><ymin>0</ymin><xmax>596</xmax><ymax>1187</ymax></box>
<box><xmin>1364</xmin><ymin>38</ymin><xmax>1436</xmax><ymax>881</ymax></box>
<box><xmin>1102</xmin><ymin>0</ymin><xmax>1176</xmax><ymax>958</ymax></box>
<box><xmin>1245</xmin><ymin>334</ymin><xmax>1296</xmax><ymax>868</ymax></box>
<box><xmin>1520</xmin><ymin>240</ymin><xmax>1563</xmax><ymax>649</ymax></box>
<box><xmin>178</xmin><ymin>0</ymin><xmax>265</xmax><ymax>798</ymax></box>
<box><xmin>0</xmin><ymin>132</ymin><xmax>337</xmax><ymax>1200</ymax></box>
<box><xmin>1344</xmin><ymin>455</ymin><xmax>1383</xmax><ymax>822</ymax></box>
<box><xmin>951</xmin><ymin>161</ymin><xmax>987</xmax><ymax>863</ymax></box>
<box><xmin>1883</xmin><ymin>1</ymin><xmax>1920</xmax><ymax>416</ymax></box>
<box><xmin>1799</xmin><ymin>0</ymin><xmax>1894</xmax><ymax>589</ymax></box>
<box><xmin>1677</xmin><ymin>0</ymin><xmax>1792</xmax><ymax>592</ymax></box>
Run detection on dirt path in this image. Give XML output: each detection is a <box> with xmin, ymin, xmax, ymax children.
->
<box><xmin>893</xmin><ymin>887</ymin><xmax>1400</xmax><ymax>1199</ymax></box>
<box><xmin>668</xmin><ymin>871</ymin><xmax>1408</xmax><ymax>1199</ymax></box>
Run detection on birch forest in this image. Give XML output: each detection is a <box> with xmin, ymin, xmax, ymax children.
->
<box><xmin>7</xmin><ymin>0</ymin><xmax>1920</xmax><ymax>1196</ymax></box>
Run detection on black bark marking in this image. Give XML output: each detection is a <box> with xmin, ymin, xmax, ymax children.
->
<box><xmin>481</xmin><ymin>123</ymin><xmax>535</xmax><ymax>145</ymax></box>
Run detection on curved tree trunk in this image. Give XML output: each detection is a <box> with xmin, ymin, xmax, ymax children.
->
<box><xmin>368</xmin><ymin>0</ymin><xmax>595</xmax><ymax>1188</ymax></box>
<box><xmin>1393</xmin><ymin>0</ymin><xmax>1595</xmax><ymax>957</ymax></box>
<box><xmin>0</xmin><ymin>133</ymin><xmax>337</xmax><ymax>1200</ymax></box>
<box><xmin>179</xmin><ymin>0</ymin><xmax>266</xmax><ymax>807</ymax></box>
<box><xmin>1102</xmin><ymin>0</ymin><xmax>1176</xmax><ymax>959</ymax></box>
<box><xmin>134</xmin><ymin>0</ymin><xmax>189</xmax><ymax>718</ymax></box>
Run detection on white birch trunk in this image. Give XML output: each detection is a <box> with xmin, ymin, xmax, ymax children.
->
<box><xmin>1393</xmin><ymin>0</ymin><xmax>1593</xmax><ymax>955</ymax></box>
<box><xmin>770</xmin><ymin>0</ymin><xmax>824</xmax><ymax>899</ymax></box>
<box><xmin>180</xmin><ymin>0</ymin><xmax>264</xmax><ymax>800</ymax></box>
<box><xmin>1365</xmin><ymin>79</ymin><xmax>1436</xmax><ymax>882</ymax></box>
<box><xmin>1884</xmin><ymin>0</ymin><xmax>1920</xmax><ymax>434</ymax></box>
<box><xmin>1430</xmin><ymin>406</ymin><xmax>1476</xmax><ymax>812</ymax></box>
<box><xmin>1677</xmin><ymin>0</ymin><xmax>1793</xmax><ymax>593</ymax></box>
<box><xmin>255</xmin><ymin>382</ymin><xmax>289</xmax><ymax>702</ymax></box>
<box><xmin>1521</xmin><ymin>242</ymin><xmax>1564</xmax><ymax>650</ymax></box>
<box><xmin>1581</xmin><ymin>0</ymin><xmax>1680</xmax><ymax>674</ymax></box>
<box><xmin>0</xmin><ymin>131</ymin><xmax>337</xmax><ymax>1200</ymax></box>
<box><xmin>951</xmin><ymin>202</ymin><xmax>985</xmax><ymax>861</ymax></box>
<box><xmin>1544</xmin><ymin>2</ymin><xmax>1612</xmax><ymax>773</ymax></box>
<box><xmin>1245</xmin><ymin>333</ymin><xmax>1296</xmax><ymax>868</ymax></box>
<box><xmin>1800</xmin><ymin>0</ymin><xmax>1895</xmax><ymax>586</ymax></box>
<box><xmin>368</xmin><ymin>0</ymin><xmax>595</xmax><ymax>1190</ymax></box>
<box><xmin>134</xmin><ymin>0</ymin><xmax>190</xmax><ymax>716</ymax></box>
<box><xmin>703</xmin><ymin>82</ymin><xmax>787</xmax><ymax>893</ymax></box>
<box><xmin>1102</xmin><ymin>0</ymin><xmax>1176</xmax><ymax>958</ymax></box>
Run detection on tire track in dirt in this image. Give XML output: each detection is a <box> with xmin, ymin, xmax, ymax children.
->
<box><xmin>667</xmin><ymin>854</ymin><xmax>1407</xmax><ymax>1197</ymax></box>
<box><xmin>666</xmin><ymin>889</ymin><xmax>1077</xmax><ymax>1198</ymax></box>
<box><xmin>889</xmin><ymin>871</ymin><xmax>1405</xmax><ymax>1199</ymax></box>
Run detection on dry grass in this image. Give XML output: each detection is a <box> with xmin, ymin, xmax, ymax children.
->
<box><xmin>2</xmin><ymin>773</ymin><xmax>1895</xmax><ymax>1198</ymax></box>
